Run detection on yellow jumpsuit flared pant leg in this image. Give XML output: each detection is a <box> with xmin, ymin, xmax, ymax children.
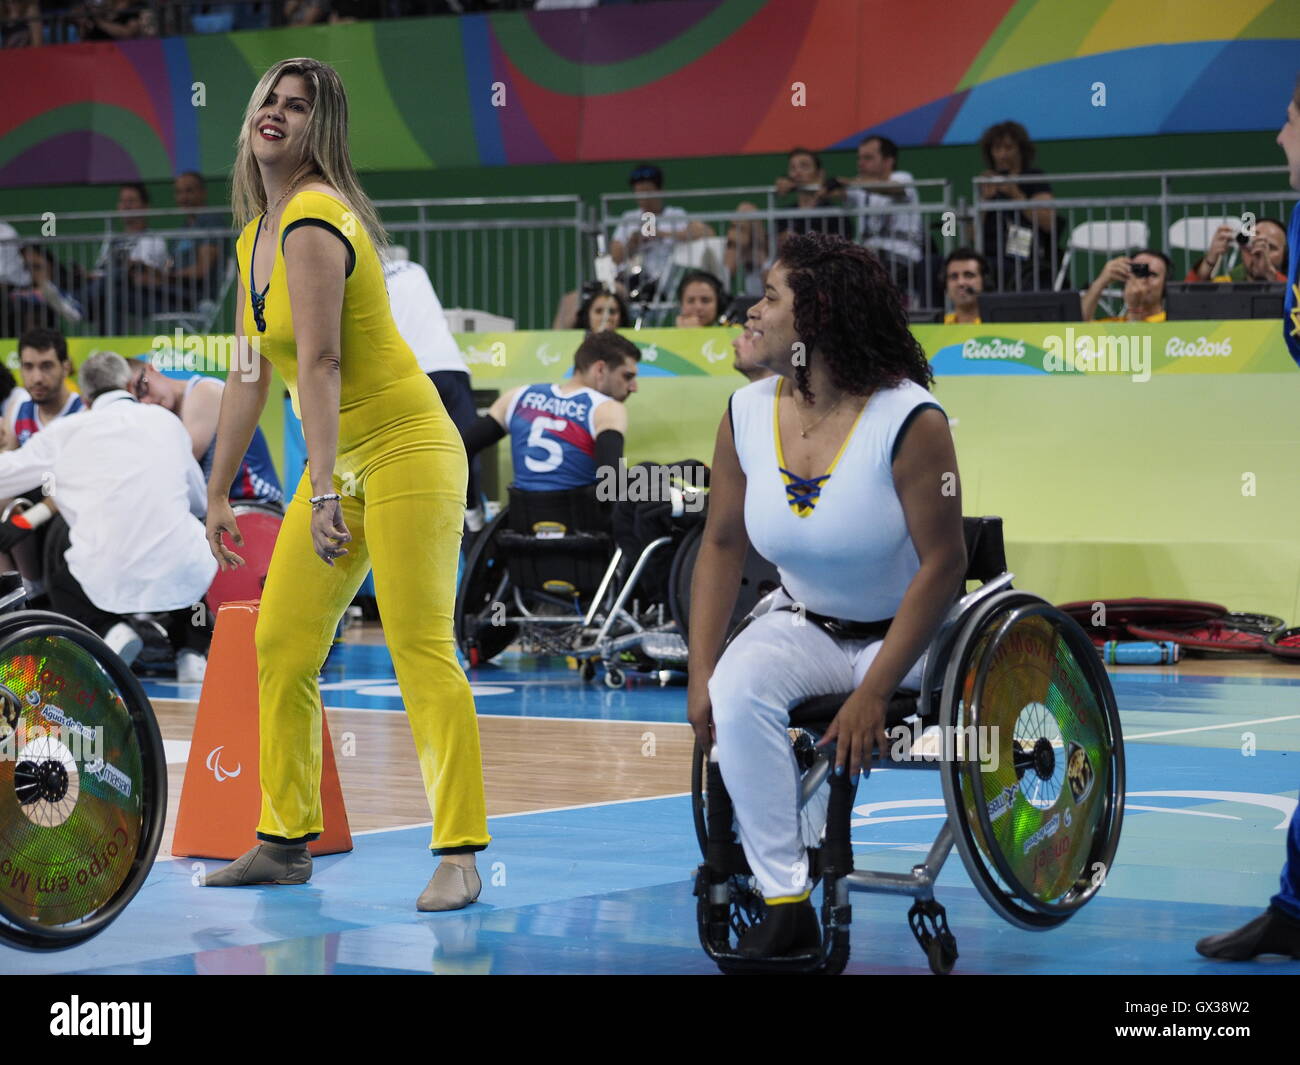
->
<box><xmin>252</xmin><ymin>412</ymin><xmax>490</xmax><ymax>854</ymax></box>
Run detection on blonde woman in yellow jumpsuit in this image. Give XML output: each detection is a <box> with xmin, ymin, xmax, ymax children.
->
<box><xmin>202</xmin><ymin>58</ymin><xmax>489</xmax><ymax>910</ymax></box>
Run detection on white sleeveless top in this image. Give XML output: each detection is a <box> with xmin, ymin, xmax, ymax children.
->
<box><xmin>730</xmin><ymin>375</ymin><xmax>944</xmax><ymax>622</ymax></box>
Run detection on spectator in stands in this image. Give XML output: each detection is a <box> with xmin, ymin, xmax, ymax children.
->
<box><xmin>1080</xmin><ymin>250</ymin><xmax>1170</xmax><ymax>322</ymax></box>
<box><xmin>0</xmin><ymin>351</ymin><xmax>215</xmax><ymax>682</ymax></box>
<box><xmin>675</xmin><ymin>269</ymin><xmax>726</xmax><ymax>327</ymax></box>
<box><xmin>573</xmin><ymin>282</ymin><xmax>630</xmax><ymax>332</ymax></box>
<box><xmin>8</xmin><ymin>245</ymin><xmax>85</xmax><ymax>330</ymax></box>
<box><xmin>942</xmin><ymin>248</ymin><xmax>987</xmax><ymax>324</ymax></box>
<box><xmin>774</xmin><ymin>147</ymin><xmax>848</xmax><ymax>244</ymax></box>
<box><xmin>1186</xmin><ymin>219</ymin><xmax>1288</xmax><ymax>283</ymax></box>
<box><xmin>128</xmin><ymin>359</ymin><xmax>284</xmax><ymax>509</ymax></box>
<box><xmin>0</xmin><ymin>218</ymin><xmax>30</xmax><ymax>336</ymax></box>
<box><xmin>978</xmin><ymin>120</ymin><xmax>1060</xmax><ymax>291</ymax></box>
<box><xmin>75</xmin><ymin>0</ymin><xmax>152</xmax><ymax>39</ymax></box>
<box><xmin>846</xmin><ymin>135</ymin><xmax>925</xmax><ymax>305</ymax></box>
<box><xmin>85</xmin><ymin>182</ymin><xmax>170</xmax><ymax>328</ymax></box>
<box><xmin>168</xmin><ymin>171</ymin><xmax>227</xmax><ymax>306</ymax></box>
<box><xmin>284</xmin><ymin>0</ymin><xmax>328</xmax><ymax>23</ymax></box>
<box><xmin>609</xmin><ymin>163</ymin><xmax>713</xmax><ymax>298</ymax></box>
<box><xmin>1</xmin><ymin>0</ymin><xmax>40</xmax><ymax>46</ymax></box>
<box><xmin>329</xmin><ymin>0</ymin><xmax>381</xmax><ymax>21</ymax></box>
<box><xmin>724</xmin><ymin>202</ymin><xmax>772</xmax><ymax>298</ymax></box>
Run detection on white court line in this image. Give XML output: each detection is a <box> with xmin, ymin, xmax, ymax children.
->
<box><xmin>351</xmin><ymin>790</ymin><xmax>693</xmax><ymax>837</ymax></box>
<box><xmin>1124</xmin><ymin>713</ymin><xmax>1300</xmax><ymax>741</ymax></box>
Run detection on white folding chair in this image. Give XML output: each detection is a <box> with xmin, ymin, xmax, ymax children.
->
<box><xmin>1168</xmin><ymin>217</ymin><xmax>1240</xmax><ymax>277</ymax></box>
<box><xmin>1054</xmin><ymin>220</ymin><xmax>1149</xmax><ymax>291</ymax></box>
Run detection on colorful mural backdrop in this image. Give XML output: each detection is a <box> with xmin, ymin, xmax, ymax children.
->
<box><xmin>0</xmin><ymin>0</ymin><xmax>1296</xmax><ymax>187</ymax></box>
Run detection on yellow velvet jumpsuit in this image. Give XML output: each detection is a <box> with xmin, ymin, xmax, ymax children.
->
<box><xmin>234</xmin><ymin>189</ymin><xmax>489</xmax><ymax>855</ymax></box>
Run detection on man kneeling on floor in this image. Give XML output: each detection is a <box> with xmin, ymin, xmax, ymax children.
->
<box><xmin>0</xmin><ymin>350</ymin><xmax>217</xmax><ymax>681</ymax></box>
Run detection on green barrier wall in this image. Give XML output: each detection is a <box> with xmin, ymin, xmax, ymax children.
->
<box><xmin>5</xmin><ymin>320</ymin><xmax>1299</xmax><ymax>621</ymax></box>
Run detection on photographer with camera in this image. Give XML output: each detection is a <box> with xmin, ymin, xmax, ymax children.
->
<box><xmin>1186</xmin><ymin>219</ymin><xmax>1288</xmax><ymax>283</ymax></box>
<box><xmin>1080</xmin><ymin>249</ymin><xmax>1170</xmax><ymax>322</ymax></box>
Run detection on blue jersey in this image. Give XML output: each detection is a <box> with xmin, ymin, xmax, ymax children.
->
<box><xmin>12</xmin><ymin>391</ymin><xmax>83</xmax><ymax>445</ymax></box>
<box><xmin>1285</xmin><ymin>201</ymin><xmax>1300</xmax><ymax>368</ymax></box>
<box><xmin>506</xmin><ymin>383</ymin><xmax>610</xmax><ymax>492</ymax></box>
<box><xmin>186</xmin><ymin>376</ymin><xmax>284</xmax><ymax>505</ymax></box>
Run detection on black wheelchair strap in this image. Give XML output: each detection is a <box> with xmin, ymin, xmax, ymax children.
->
<box><xmin>777</xmin><ymin>585</ymin><xmax>893</xmax><ymax>641</ymax></box>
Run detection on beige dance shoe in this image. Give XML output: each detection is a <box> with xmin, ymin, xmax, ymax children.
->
<box><xmin>203</xmin><ymin>842</ymin><xmax>312</xmax><ymax>886</ymax></box>
<box><xmin>417</xmin><ymin>862</ymin><xmax>482</xmax><ymax>912</ymax></box>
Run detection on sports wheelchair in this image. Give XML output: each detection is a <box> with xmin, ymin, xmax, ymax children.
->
<box><xmin>454</xmin><ymin>483</ymin><xmax>779</xmax><ymax>687</ymax></box>
<box><xmin>0</xmin><ymin>571</ymin><xmax>166</xmax><ymax>951</ymax></box>
<box><xmin>693</xmin><ymin>517</ymin><xmax>1125</xmax><ymax>974</ymax></box>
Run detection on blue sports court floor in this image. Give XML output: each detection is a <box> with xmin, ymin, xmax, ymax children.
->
<box><xmin>4</xmin><ymin>646</ymin><xmax>1298</xmax><ymax>975</ymax></box>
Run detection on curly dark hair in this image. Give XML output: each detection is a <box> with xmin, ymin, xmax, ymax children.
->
<box><xmin>774</xmin><ymin>232</ymin><xmax>933</xmax><ymax>403</ymax></box>
<box><xmin>979</xmin><ymin>120</ymin><xmax>1036</xmax><ymax>171</ymax></box>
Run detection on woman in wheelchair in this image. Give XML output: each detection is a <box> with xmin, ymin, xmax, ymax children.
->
<box><xmin>686</xmin><ymin>231</ymin><xmax>967</xmax><ymax>958</ymax></box>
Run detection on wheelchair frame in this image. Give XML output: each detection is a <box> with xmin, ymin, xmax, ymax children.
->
<box><xmin>454</xmin><ymin>487</ymin><xmax>779</xmax><ymax>688</ymax></box>
<box><xmin>692</xmin><ymin>523</ymin><xmax>1126</xmax><ymax>975</ymax></box>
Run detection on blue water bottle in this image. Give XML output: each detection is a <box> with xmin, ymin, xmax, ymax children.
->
<box><xmin>1102</xmin><ymin>640</ymin><xmax>1180</xmax><ymax>664</ymax></box>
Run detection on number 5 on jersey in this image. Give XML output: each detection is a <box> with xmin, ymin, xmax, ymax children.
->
<box><xmin>524</xmin><ymin>416</ymin><xmax>567</xmax><ymax>473</ymax></box>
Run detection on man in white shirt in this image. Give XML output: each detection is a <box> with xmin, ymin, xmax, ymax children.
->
<box><xmin>381</xmin><ymin>247</ymin><xmax>486</xmax><ymax>528</ymax></box>
<box><xmin>609</xmin><ymin>163</ymin><xmax>713</xmax><ymax>297</ymax></box>
<box><xmin>0</xmin><ymin>351</ymin><xmax>217</xmax><ymax>682</ymax></box>
<box><xmin>845</xmin><ymin>135</ymin><xmax>926</xmax><ymax>306</ymax></box>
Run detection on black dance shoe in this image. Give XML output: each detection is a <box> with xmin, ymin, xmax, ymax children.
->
<box><xmin>1195</xmin><ymin>906</ymin><xmax>1300</xmax><ymax>960</ymax></box>
<box><xmin>737</xmin><ymin>898</ymin><xmax>821</xmax><ymax>958</ymax></box>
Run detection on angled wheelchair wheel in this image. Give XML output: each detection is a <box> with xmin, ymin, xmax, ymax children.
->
<box><xmin>668</xmin><ymin>525</ymin><xmax>780</xmax><ymax>641</ymax></box>
<box><xmin>453</xmin><ymin>508</ymin><xmax>519</xmax><ymax>666</ymax></box>
<box><xmin>0</xmin><ymin>610</ymin><xmax>166</xmax><ymax>951</ymax></box>
<box><xmin>939</xmin><ymin>592</ymin><xmax>1125</xmax><ymax>930</ymax></box>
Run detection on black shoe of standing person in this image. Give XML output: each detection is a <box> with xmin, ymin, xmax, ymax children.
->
<box><xmin>1195</xmin><ymin>906</ymin><xmax>1300</xmax><ymax>960</ymax></box>
<box><xmin>737</xmin><ymin>898</ymin><xmax>821</xmax><ymax>958</ymax></box>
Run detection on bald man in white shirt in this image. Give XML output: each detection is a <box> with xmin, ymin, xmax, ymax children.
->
<box><xmin>0</xmin><ymin>350</ymin><xmax>217</xmax><ymax>683</ymax></box>
<box><xmin>381</xmin><ymin>248</ymin><xmax>486</xmax><ymax>528</ymax></box>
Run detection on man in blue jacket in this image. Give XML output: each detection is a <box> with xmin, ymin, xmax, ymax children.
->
<box><xmin>1196</xmin><ymin>73</ymin><xmax>1300</xmax><ymax>960</ymax></box>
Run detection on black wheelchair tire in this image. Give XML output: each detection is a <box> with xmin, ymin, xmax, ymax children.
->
<box><xmin>453</xmin><ymin>508</ymin><xmax>519</xmax><ymax>665</ymax></box>
<box><xmin>668</xmin><ymin>525</ymin><xmax>780</xmax><ymax>641</ymax></box>
<box><xmin>0</xmin><ymin>613</ymin><xmax>166</xmax><ymax>951</ymax></box>
<box><xmin>939</xmin><ymin>590</ymin><xmax>1068</xmax><ymax>931</ymax></box>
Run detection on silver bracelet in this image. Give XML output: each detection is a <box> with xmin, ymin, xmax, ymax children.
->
<box><xmin>309</xmin><ymin>492</ymin><xmax>341</xmax><ymax>509</ymax></box>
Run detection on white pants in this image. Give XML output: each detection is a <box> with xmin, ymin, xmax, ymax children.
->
<box><xmin>708</xmin><ymin>588</ymin><xmax>926</xmax><ymax>902</ymax></box>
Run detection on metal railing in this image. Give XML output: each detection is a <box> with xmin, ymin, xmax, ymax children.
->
<box><xmin>597</xmin><ymin>181</ymin><xmax>955</xmax><ymax>321</ymax></box>
<box><xmin>971</xmin><ymin>166</ymin><xmax>1293</xmax><ymax>297</ymax></box>
<box><xmin>0</xmin><ymin>195</ymin><xmax>589</xmax><ymax>338</ymax></box>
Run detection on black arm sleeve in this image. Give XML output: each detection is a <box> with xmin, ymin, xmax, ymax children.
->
<box><xmin>594</xmin><ymin>429</ymin><xmax>624</xmax><ymax>474</ymax></box>
<box><xmin>462</xmin><ymin>414</ymin><xmax>507</xmax><ymax>457</ymax></box>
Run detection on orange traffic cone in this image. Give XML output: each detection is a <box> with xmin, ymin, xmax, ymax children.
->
<box><xmin>172</xmin><ymin>600</ymin><xmax>353</xmax><ymax>859</ymax></box>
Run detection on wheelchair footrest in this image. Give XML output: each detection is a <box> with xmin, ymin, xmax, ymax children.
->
<box><xmin>908</xmin><ymin>898</ymin><xmax>959</xmax><ymax>975</ymax></box>
<box><xmin>632</xmin><ymin>631</ymin><xmax>688</xmax><ymax>662</ymax></box>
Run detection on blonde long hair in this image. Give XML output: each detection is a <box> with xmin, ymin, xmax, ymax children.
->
<box><xmin>230</xmin><ymin>58</ymin><xmax>387</xmax><ymax>254</ymax></box>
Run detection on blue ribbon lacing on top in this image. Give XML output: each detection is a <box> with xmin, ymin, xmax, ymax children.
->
<box><xmin>779</xmin><ymin>467</ymin><xmax>831</xmax><ymax>511</ymax></box>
